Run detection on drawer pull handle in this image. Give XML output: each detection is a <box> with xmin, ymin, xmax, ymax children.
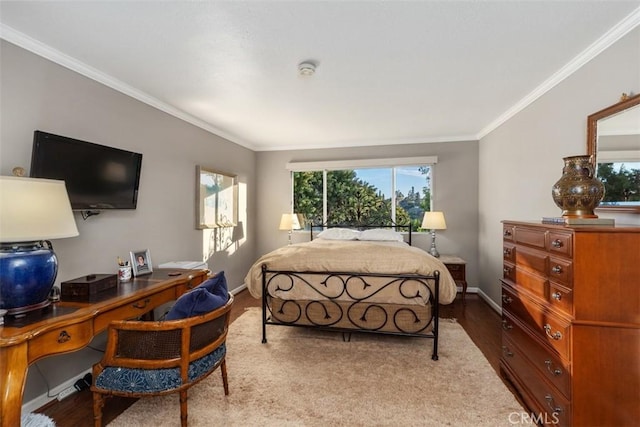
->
<box><xmin>502</xmin><ymin>320</ymin><xmax>513</xmax><ymax>331</ymax></box>
<box><xmin>551</xmin><ymin>239</ymin><xmax>563</xmax><ymax>248</ymax></box>
<box><xmin>133</xmin><ymin>298</ymin><xmax>151</xmax><ymax>309</ymax></box>
<box><xmin>544</xmin><ymin>324</ymin><xmax>562</xmax><ymax>340</ymax></box>
<box><xmin>545</xmin><ymin>394</ymin><xmax>563</xmax><ymax>413</ymax></box>
<box><xmin>503</xmin><ymin>248</ymin><xmax>511</xmax><ymax>256</ymax></box>
<box><xmin>501</xmin><ymin>346</ymin><xmax>513</xmax><ymax>357</ymax></box>
<box><xmin>552</xmin><ymin>292</ymin><xmax>562</xmax><ymax>301</ymax></box>
<box><xmin>502</xmin><ymin>295</ymin><xmax>512</xmax><ymax>304</ymax></box>
<box><xmin>58</xmin><ymin>330</ymin><xmax>71</xmax><ymax>344</ymax></box>
<box><xmin>503</xmin><ymin>229</ymin><xmax>512</xmax><ymax>237</ymax></box>
<box><xmin>503</xmin><ymin>267</ymin><xmax>511</xmax><ymax>275</ymax></box>
<box><xmin>544</xmin><ymin>360</ymin><xmax>563</xmax><ymax>376</ymax></box>
<box><xmin>551</xmin><ymin>265</ymin><xmax>563</xmax><ymax>274</ymax></box>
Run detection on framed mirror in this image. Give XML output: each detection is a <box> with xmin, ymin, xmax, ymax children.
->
<box><xmin>196</xmin><ymin>166</ymin><xmax>238</xmax><ymax>229</ymax></box>
<box><xmin>587</xmin><ymin>93</ymin><xmax>640</xmax><ymax>213</ymax></box>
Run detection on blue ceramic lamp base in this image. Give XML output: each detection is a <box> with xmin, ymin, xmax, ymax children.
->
<box><xmin>0</xmin><ymin>240</ymin><xmax>58</xmax><ymax>316</ymax></box>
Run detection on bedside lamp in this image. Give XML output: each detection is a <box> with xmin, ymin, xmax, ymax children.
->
<box><xmin>422</xmin><ymin>211</ymin><xmax>447</xmax><ymax>258</ymax></box>
<box><xmin>0</xmin><ymin>176</ymin><xmax>79</xmax><ymax>317</ymax></box>
<box><xmin>279</xmin><ymin>213</ymin><xmax>301</xmax><ymax>245</ymax></box>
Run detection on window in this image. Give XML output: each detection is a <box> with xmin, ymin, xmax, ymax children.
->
<box><xmin>291</xmin><ymin>158</ymin><xmax>435</xmax><ymax>231</ymax></box>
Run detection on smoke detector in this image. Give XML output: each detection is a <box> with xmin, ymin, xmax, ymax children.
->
<box><xmin>298</xmin><ymin>61</ymin><xmax>317</xmax><ymax>76</ymax></box>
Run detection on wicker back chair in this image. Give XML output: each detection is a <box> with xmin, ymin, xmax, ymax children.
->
<box><xmin>91</xmin><ymin>293</ymin><xmax>234</xmax><ymax>427</ymax></box>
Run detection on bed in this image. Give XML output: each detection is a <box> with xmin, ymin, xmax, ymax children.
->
<box><xmin>244</xmin><ymin>225</ymin><xmax>458</xmax><ymax>360</ymax></box>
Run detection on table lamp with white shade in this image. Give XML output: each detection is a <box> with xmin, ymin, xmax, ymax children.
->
<box><xmin>422</xmin><ymin>211</ymin><xmax>447</xmax><ymax>258</ymax></box>
<box><xmin>0</xmin><ymin>176</ymin><xmax>79</xmax><ymax>318</ymax></box>
<box><xmin>279</xmin><ymin>213</ymin><xmax>301</xmax><ymax>245</ymax></box>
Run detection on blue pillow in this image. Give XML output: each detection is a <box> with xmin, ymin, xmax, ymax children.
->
<box><xmin>165</xmin><ymin>288</ymin><xmax>221</xmax><ymax>320</ymax></box>
<box><xmin>197</xmin><ymin>271</ymin><xmax>228</xmax><ymax>301</ymax></box>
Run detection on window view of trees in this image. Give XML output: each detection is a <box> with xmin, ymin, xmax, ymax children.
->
<box><xmin>293</xmin><ymin>165</ymin><xmax>432</xmax><ymax>230</ymax></box>
<box><xmin>597</xmin><ymin>163</ymin><xmax>640</xmax><ymax>205</ymax></box>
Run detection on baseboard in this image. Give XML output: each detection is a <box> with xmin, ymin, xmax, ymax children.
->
<box><xmin>230</xmin><ymin>283</ymin><xmax>247</xmax><ymax>295</ymax></box>
<box><xmin>477</xmin><ymin>288</ymin><xmax>502</xmax><ymax>314</ymax></box>
<box><xmin>23</xmin><ymin>367</ymin><xmax>93</xmax><ymax>415</ymax></box>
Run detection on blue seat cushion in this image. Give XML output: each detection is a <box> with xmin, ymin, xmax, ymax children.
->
<box><xmin>94</xmin><ymin>344</ymin><xmax>226</xmax><ymax>394</ymax></box>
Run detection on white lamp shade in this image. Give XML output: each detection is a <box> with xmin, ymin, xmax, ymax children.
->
<box><xmin>422</xmin><ymin>211</ymin><xmax>447</xmax><ymax>230</ymax></box>
<box><xmin>279</xmin><ymin>213</ymin><xmax>301</xmax><ymax>231</ymax></box>
<box><xmin>0</xmin><ymin>176</ymin><xmax>79</xmax><ymax>242</ymax></box>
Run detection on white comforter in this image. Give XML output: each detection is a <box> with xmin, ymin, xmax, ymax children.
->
<box><xmin>244</xmin><ymin>239</ymin><xmax>457</xmax><ymax>305</ymax></box>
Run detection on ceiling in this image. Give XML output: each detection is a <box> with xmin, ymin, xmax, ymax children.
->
<box><xmin>1</xmin><ymin>1</ymin><xmax>639</xmax><ymax>151</ymax></box>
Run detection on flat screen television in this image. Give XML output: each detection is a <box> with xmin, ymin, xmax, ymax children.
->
<box><xmin>30</xmin><ymin>131</ymin><xmax>143</xmax><ymax>210</ymax></box>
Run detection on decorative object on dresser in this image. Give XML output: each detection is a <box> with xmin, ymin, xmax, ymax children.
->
<box><xmin>586</xmin><ymin>92</ymin><xmax>640</xmax><ymax>214</ymax></box>
<box><xmin>439</xmin><ymin>255</ymin><xmax>467</xmax><ymax>303</ymax></box>
<box><xmin>551</xmin><ymin>155</ymin><xmax>604</xmax><ymax>218</ymax></box>
<box><xmin>0</xmin><ymin>176</ymin><xmax>79</xmax><ymax>317</ymax></box>
<box><xmin>279</xmin><ymin>213</ymin><xmax>301</xmax><ymax>245</ymax></box>
<box><xmin>422</xmin><ymin>211</ymin><xmax>447</xmax><ymax>257</ymax></box>
<box><xmin>500</xmin><ymin>220</ymin><xmax>640</xmax><ymax>427</ymax></box>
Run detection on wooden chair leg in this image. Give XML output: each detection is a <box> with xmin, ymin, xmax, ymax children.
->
<box><xmin>221</xmin><ymin>359</ymin><xmax>229</xmax><ymax>395</ymax></box>
<box><xmin>179</xmin><ymin>390</ymin><xmax>188</xmax><ymax>427</ymax></box>
<box><xmin>92</xmin><ymin>392</ymin><xmax>104</xmax><ymax>427</ymax></box>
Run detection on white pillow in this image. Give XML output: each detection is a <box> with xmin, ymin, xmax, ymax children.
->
<box><xmin>359</xmin><ymin>228</ymin><xmax>404</xmax><ymax>242</ymax></box>
<box><xmin>317</xmin><ymin>228</ymin><xmax>361</xmax><ymax>240</ymax></box>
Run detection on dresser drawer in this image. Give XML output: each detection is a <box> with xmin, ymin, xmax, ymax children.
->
<box><xmin>502</xmin><ymin>286</ymin><xmax>571</xmax><ymax>359</ymax></box>
<box><xmin>501</xmin><ymin>338</ymin><xmax>571</xmax><ymax>427</ymax></box>
<box><xmin>515</xmin><ymin>245</ymin><xmax>548</xmax><ymax>277</ymax></box>
<box><xmin>502</xmin><ymin>261</ymin><xmax>516</xmax><ymax>282</ymax></box>
<box><xmin>547</xmin><ymin>231</ymin><xmax>572</xmax><ymax>257</ymax></box>
<box><xmin>547</xmin><ymin>283</ymin><xmax>573</xmax><ymax>316</ymax></box>
<box><xmin>548</xmin><ymin>257</ymin><xmax>573</xmax><ymax>287</ymax></box>
<box><xmin>513</xmin><ymin>268</ymin><xmax>547</xmax><ymax>301</ymax></box>
<box><xmin>502</xmin><ymin>313</ymin><xmax>571</xmax><ymax>398</ymax></box>
<box><xmin>503</xmin><ymin>224</ymin><xmax>514</xmax><ymax>241</ymax></box>
<box><xmin>503</xmin><ymin>244</ymin><xmax>516</xmax><ymax>263</ymax></box>
<box><xmin>28</xmin><ymin>321</ymin><xmax>94</xmax><ymax>362</ymax></box>
<box><xmin>513</xmin><ymin>226</ymin><xmax>546</xmax><ymax>250</ymax></box>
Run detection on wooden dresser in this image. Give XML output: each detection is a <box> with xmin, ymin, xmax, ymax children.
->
<box><xmin>500</xmin><ymin>220</ymin><xmax>640</xmax><ymax>427</ymax></box>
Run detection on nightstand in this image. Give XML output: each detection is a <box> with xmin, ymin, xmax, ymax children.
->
<box><xmin>438</xmin><ymin>255</ymin><xmax>467</xmax><ymax>303</ymax></box>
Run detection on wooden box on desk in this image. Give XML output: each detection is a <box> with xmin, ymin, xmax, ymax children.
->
<box><xmin>61</xmin><ymin>274</ymin><xmax>118</xmax><ymax>301</ymax></box>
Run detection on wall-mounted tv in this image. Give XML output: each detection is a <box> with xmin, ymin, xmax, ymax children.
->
<box><xmin>30</xmin><ymin>131</ymin><xmax>143</xmax><ymax>210</ymax></box>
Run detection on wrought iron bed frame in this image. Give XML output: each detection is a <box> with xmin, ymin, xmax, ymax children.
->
<box><xmin>260</xmin><ymin>223</ymin><xmax>442</xmax><ymax>360</ymax></box>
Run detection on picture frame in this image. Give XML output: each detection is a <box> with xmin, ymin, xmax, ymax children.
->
<box><xmin>130</xmin><ymin>249</ymin><xmax>153</xmax><ymax>276</ymax></box>
<box><xmin>196</xmin><ymin>166</ymin><xmax>238</xmax><ymax>229</ymax></box>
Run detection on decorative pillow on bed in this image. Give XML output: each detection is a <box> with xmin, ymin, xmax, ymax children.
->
<box><xmin>317</xmin><ymin>228</ymin><xmax>361</xmax><ymax>240</ymax></box>
<box><xmin>359</xmin><ymin>228</ymin><xmax>404</xmax><ymax>242</ymax></box>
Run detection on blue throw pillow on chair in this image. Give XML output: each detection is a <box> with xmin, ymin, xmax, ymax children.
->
<box><xmin>197</xmin><ymin>271</ymin><xmax>229</xmax><ymax>302</ymax></box>
<box><xmin>165</xmin><ymin>288</ymin><xmax>221</xmax><ymax>320</ymax></box>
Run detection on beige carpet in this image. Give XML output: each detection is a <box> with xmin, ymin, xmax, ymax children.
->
<box><xmin>109</xmin><ymin>308</ymin><xmax>528</xmax><ymax>426</ymax></box>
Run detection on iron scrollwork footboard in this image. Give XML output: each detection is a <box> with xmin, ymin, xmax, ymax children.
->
<box><xmin>260</xmin><ymin>264</ymin><xmax>441</xmax><ymax>360</ymax></box>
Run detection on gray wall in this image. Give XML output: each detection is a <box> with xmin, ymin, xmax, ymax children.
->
<box><xmin>1</xmin><ymin>40</ymin><xmax>257</xmax><ymax>403</ymax></box>
<box><xmin>256</xmin><ymin>140</ymin><xmax>480</xmax><ymax>288</ymax></box>
<box><xmin>478</xmin><ymin>27</ymin><xmax>640</xmax><ymax>306</ymax></box>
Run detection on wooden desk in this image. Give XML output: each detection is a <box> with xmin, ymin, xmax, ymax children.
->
<box><xmin>0</xmin><ymin>268</ymin><xmax>208</xmax><ymax>427</ymax></box>
<box><xmin>439</xmin><ymin>255</ymin><xmax>467</xmax><ymax>302</ymax></box>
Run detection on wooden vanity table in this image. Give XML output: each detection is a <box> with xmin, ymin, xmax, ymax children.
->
<box><xmin>0</xmin><ymin>268</ymin><xmax>208</xmax><ymax>427</ymax></box>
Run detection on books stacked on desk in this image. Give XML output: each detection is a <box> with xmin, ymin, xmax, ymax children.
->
<box><xmin>542</xmin><ymin>216</ymin><xmax>615</xmax><ymax>225</ymax></box>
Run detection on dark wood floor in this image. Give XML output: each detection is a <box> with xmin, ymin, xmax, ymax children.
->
<box><xmin>37</xmin><ymin>291</ymin><xmax>504</xmax><ymax>426</ymax></box>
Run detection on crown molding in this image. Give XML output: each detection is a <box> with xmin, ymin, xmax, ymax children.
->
<box><xmin>0</xmin><ymin>23</ymin><xmax>257</xmax><ymax>151</ymax></box>
<box><xmin>477</xmin><ymin>6</ymin><xmax>640</xmax><ymax>140</ymax></box>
